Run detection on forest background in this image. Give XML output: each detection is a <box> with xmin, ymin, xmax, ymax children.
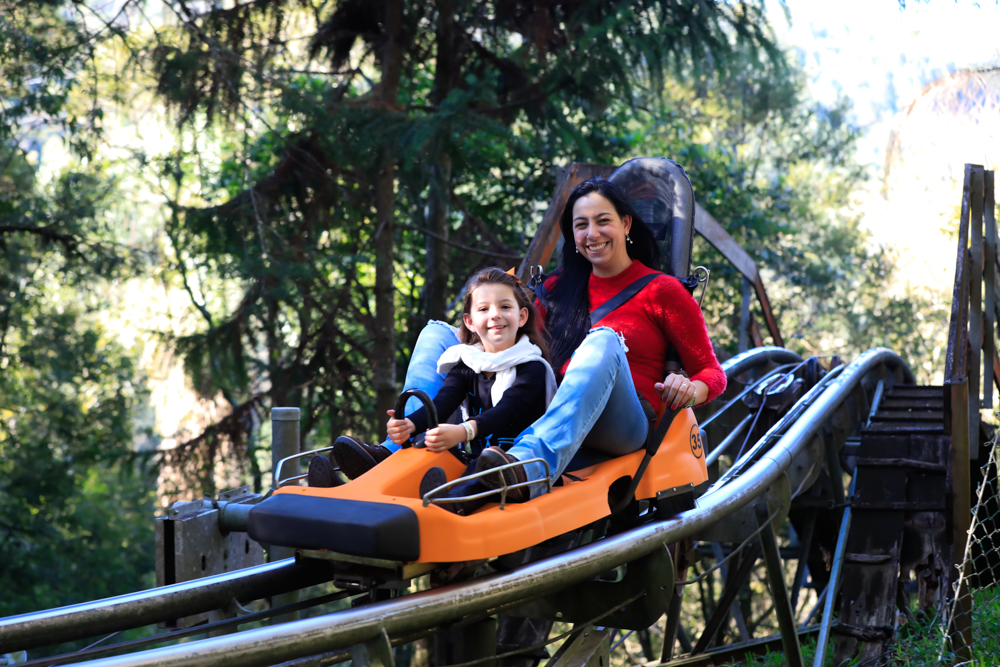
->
<box><xmin>0</xmin><ymin>0</ymin><xmax>946</xmax><ymax>619</ymax></box>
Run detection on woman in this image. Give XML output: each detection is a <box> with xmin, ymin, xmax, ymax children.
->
<box><xmin>472</xmin><ymin>177</ymin><xmax>728</xmax><ymax>500</ymax></box>
<box><xmin>343</xmin><ymin>177</ymin><xmax>726</xmax><ymax>503</ymax></box>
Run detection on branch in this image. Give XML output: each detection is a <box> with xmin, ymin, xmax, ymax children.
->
<box><xmin>396</xmin><ymin>223</ymin><xmax>522</xmax><ymax>259</ymax></box>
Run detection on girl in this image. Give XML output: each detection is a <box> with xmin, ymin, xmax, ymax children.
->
<box><xmin>310</xmin><ymin>268</ymin><xmax>556</xmax><ymax>513</ymax></box>
<box><xmin>384</xmin><ymin>267</ymin><xmax>556</xmax><ymax>459</ymax></box>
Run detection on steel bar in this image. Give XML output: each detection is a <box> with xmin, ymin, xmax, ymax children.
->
<box><xmin>0</xmin><ymin>559</ymin><xmax>334</xmax><ymax>653</ymax></box>
<box><xmin>714</xmin><ymin>363</ymin><xmax>849</xmax><ymax>489</ymax></box>
<box><xmin>660</xmin><ymin>541</ymin><xmax>689</xmax><ymax>663</ymax></box>
<box><xmin>812</xmin><ymin>476</ymin><xmax>856</xmax><ymax>667</ymax></box>
<box><xmin>709</xmin><ymin>542</ymin><xmax>749</xmax><ymax>642</ymax></box>
<box><xmin>48</xmin><ymin>349</ymin><xmax>911</xmax><ymax>667</ymax></box>
<box><xmin>789</xmin><ymin>512</ymin><xmax>817</xmax><ymax>611</ymax></box>
<box><xmin>755</xmin><ymin>504</ymin><xmax>803</xmax><ymax>667</ymax></box>
<box><xmin>14</xmin><ymin>591</ymin><xmax>354</xmax><ymax>667</ymax></box>
<box><xmin>705</xmin><ymin>414</ymin><xmax>753</xmax><ymax>467</ymax></box>
<box><xmin>692</xmin><ymin>542</ymin><xmax>761</xmax><ymax>654</ymax></box>
<box><xmin>701</xmin><ymin>363</ymin><xmax>800</xmax><ymax>430</ymax></box>
<box><xmin>667</xmin><ymin>625</ymin><xmax>820</xmax><ymax>667</ymax></box>
<box><xmin>715</xmin><ymin>347</ymin><xmax>802</xmax><ymax>386</ymax></box>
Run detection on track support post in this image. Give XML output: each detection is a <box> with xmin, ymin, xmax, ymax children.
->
<box><xmin>551</xmin><ymin>627</ymin><xmax>611</xmax><ymax>667</ymax></box>
<box><xmin>660</xmin><ymin>540</ymin><xmax>690</xmax><ymax>662</ymax></box>
<box><xmin>270</xmin><ymin>407</ymin><xmax>301</xmax><ymax>624</ymax></box>
<box><xmin>755</xmin><ymin>504</ymin><xmax>804</xmax><ymax>667</ymax></box>
<box><xmin>351</xmin><ymin>628</ymin><xmax>395</xmax><ymax>667</ymax></box>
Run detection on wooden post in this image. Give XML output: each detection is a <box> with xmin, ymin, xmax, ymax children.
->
<box><xmin>947</xmin><ymin>378</ymin><xmax>973</xmax><ymax>661</ymax></box>
<box><xmin>969</xmin><ymin>166</ymin><xmax>985</xmax><ymax>460</ymax></box>
<box><xmin>983</xmin><ymin>171</ymin><xmax>996</xmax><ymax>410</ymax></box>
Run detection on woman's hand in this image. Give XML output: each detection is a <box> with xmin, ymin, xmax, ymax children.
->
<box><xmin>424</xmin><ymin>423</ymin><xmax>474</xmax><ymax>453</ymax></box>
<box><xmin>386</xmin><ymin>409</ymin><xmax>416</xmax><ymax>446</ymax></box>
<box><xmin>655</xmin><ymin>375</ymin><xmax>708</xmax><ymax>410</ymax></box>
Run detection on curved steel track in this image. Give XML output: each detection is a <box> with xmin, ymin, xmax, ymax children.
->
<box><xmin>0</xmin><ymin>346</ymin><xmax>913</xmax><ymax>666</ymax></box>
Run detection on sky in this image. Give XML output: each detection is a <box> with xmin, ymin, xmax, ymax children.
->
<box><xmin>767</xmin><ymin>0</ymin><xmax>1000</xmax><ymax>291</ymax></box>
<box><xmin>770</xmin><ymin>0</ymin><xmax>1000</xmax><ymax>165</ymax></box>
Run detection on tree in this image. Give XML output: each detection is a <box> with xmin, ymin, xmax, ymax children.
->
<box><xmin>0</xmin><ymin>0</ymin><xmax>155</xmax><ymax>621</ymax></box>
<box><xmin>138</xmin><ymin>0</ymin><xmax>784</xmax><ymax>492</ymax></box>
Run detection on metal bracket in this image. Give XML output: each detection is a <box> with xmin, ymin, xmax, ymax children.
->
<box><xmin>551</xmin><ymin>627</ymin><xmax>611</xmax><ymax>667</ymax></box>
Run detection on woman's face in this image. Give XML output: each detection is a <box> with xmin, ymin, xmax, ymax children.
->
<box><xmin>571</xmin><ymin>192</ymin><xmax>633</xmax><ymax>278</ymax></box>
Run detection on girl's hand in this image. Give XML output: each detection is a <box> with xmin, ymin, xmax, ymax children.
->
<box><xmin>424</xmin><ymin>423</ymin><xmax>472</xmax><ymax>453</ymax></box>
<box><xmin>386</xmin><ymin>409</ymin><xmax>416</xmax><ymax>446</ymax></box>
<box><xmin>654</xmin><ymin>374</ymin><xmax>706</xmax><ymax>410</ymax></box>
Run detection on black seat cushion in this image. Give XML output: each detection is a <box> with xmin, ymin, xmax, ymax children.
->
<box><xmin>248</xmin><ymin>494</ymin><xmax>420</xmax><ymax>562</ymax></box>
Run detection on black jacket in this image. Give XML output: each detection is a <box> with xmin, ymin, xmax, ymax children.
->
<box><xmin>408</xmin><ymin>360</ymin><xmax>547</xmax><ymax>457</ymax></box>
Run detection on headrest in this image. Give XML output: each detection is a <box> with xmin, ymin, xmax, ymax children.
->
<box><xmin>609</xmin><ymin>158</ymin><xmax>696</xmax><ymax>279</ymax></box>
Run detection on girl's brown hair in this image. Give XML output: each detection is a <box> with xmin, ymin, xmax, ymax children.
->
<box><xmin>459</xmin><ymin>267</ymin><xmax>550</xmax><ymax>362</ymax></box>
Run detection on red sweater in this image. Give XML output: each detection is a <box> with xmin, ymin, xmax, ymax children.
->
<box><xmin>538</xmin><ymin>260</ymin><xmax>727</xmax><ymax>407</ymax></box>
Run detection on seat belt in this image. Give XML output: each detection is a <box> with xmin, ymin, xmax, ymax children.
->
<box><xmin>589</xmin><ymin>272</ymin><xmax>662</xmax><ymax>325</ymax></box>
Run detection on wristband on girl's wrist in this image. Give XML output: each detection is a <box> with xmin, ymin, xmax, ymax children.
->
<box><xmin>687</xmin><ymin>396</ymin><xmax>697</xmax><ymax>408</ymax></box>
<box><xmin>462</xmin><ymin>421</ymin><xmax>475</xmax><ymax>442</ymax></box>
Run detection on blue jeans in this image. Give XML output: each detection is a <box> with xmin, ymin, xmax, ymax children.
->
<box><xmin>382</xmin><ymin>320</ymin><xmax>461</xmax><ymax>452</ymax></box>
<box><xmin>508</xmin><ymin>327</ymin><xmax>649</xmax><ymax>497</ymax></box>
<box><xmin>387</xmin><ymin>324</ymin><xmax>649</xmax><ymax>495</ymax></box>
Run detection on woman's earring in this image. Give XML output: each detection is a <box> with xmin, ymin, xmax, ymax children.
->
<box><xmin>626</xmin><ymin>233</ymin><xmax>633</xmax><ymax>245</ymax></box>
<box><xmin>575</xmin><ymin>246</ymin><xmax>580</xmax><ymax>254</ymax></box>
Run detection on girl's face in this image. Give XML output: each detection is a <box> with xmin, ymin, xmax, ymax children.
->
<box><xmin>463</xmin><ymin>283</ymin><xmax>529</xmax><ymax>353</ymax></box>
<box><xmin>572</xmin><ymin>192</ymin><xmax>633</xmax><ymax>278</ymax></box>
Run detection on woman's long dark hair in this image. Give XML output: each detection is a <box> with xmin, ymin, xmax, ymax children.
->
<box><xmin>546</xmin><ymin>178</ymin><xmax>660</xmax><ymax>371</ymax></box>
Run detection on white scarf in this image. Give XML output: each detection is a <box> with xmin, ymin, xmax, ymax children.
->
<box><xmin>436</xmin><ymin>335</ymin><xmax>557</xmax><ymax>414</ymax></box>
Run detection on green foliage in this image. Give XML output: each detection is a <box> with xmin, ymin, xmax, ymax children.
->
<box><xmin>0</xmin><ymin>1</ymin><xmax>154</xmax><ymax>619</ymax></box>
<box><xmin>0</xmin><ymin>168</ymin><xmax>156</xmax><ymax>618</ymax></box>
<box><xmin>132</xmin><ymin>0</ymin><xmax>792</xmax><ymax>489</ymax></box>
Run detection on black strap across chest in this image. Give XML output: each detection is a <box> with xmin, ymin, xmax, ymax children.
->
<box><xmin>589</xmin><ymin>272</ymin><xmax>662</xmax><ymax>325</ymax></box>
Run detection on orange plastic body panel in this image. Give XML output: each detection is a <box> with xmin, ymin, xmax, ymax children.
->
<box><xmin>274</xmin><ymin>409</ymin><xmax>707</xmax><ymax>563</ymax></box>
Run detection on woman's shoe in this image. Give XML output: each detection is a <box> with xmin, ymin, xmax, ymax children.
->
<box><xmin>307</xmin><ymin>454</ymin><xmax>342</xmax><ymax>488</ymax></box>
<box><xmin>332</xmin><ymin>436</ymin><xmax>393</xmax><ymax>479</ymax></box>
<box><xmin>475</xmin><ymin>447</ymin><xmax>528</xmax><ymax>503</ymax></box>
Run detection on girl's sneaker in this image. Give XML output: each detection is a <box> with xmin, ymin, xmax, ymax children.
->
<box><xmin>307</xmin><ymin>454</ymin><xmax>343</xmax><ymax>488</ymax></box>
<box><xmin>332</xmin><ymin>435</ymin><xmax>392</xmax><ymax>479</ymax></box>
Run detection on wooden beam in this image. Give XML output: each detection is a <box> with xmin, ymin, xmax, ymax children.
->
<box><xmin>695</xmin><ymin>204</ymin><xmax>783</xmax><ymax>348</ymax></box>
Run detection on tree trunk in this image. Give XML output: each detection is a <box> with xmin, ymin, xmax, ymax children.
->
<box><xmin>424</xmin><ymin>0</ymin><xmax>456</xmax><ymax>322</ymax></box>
<box><xmin>425</xmin><ymin>154</ymin><xmax>452</xmax><ymax>321</ymax></box>
<box><xmin>372</xmin><ymin>0</ymin><xmax>403</xmax><ymax>440</ymax></box>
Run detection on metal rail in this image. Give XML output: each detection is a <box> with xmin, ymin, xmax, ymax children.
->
<box><xmin>0</xmin><ymin>559</ymin><xmax>335</xmax><ymax>652</ymax></box>
<box><xmin>0</xmin><ymin>346</ymin><xmax>793</xmax><ymax>655</ymax></box>
<box><xmin>53</xmin><ymin>348</ymin><xmax>910</xmax><ymax>667</ymax></box>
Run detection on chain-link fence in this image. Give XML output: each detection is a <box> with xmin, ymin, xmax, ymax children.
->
<box><xmin>939</xmin><ymin>433</ymin><xmax>1000</xmax><ymax>666</ymax></box>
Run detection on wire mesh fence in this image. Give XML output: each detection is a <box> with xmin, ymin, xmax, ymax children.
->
<box><xmin>940</xmin><ymin>432</ymin><xmax>1000</xmax><ymax>666</ymax></box>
